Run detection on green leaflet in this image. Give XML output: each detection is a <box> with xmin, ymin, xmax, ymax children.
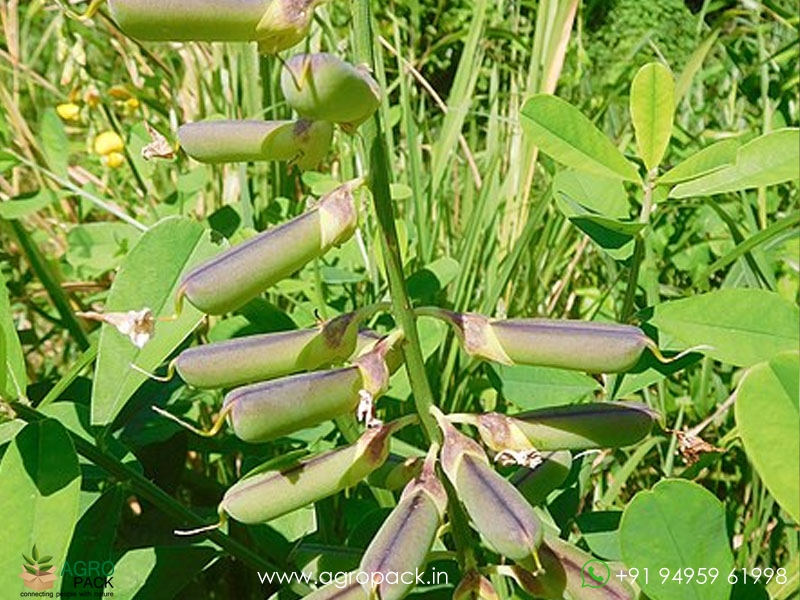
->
<box><xmin>91</xmin><ymin>217</ymin><xmax>222</xmax><ymax>425</ymax></box>
<box><xmin>620</xmin><ymin>479</ymin><xmax>734</xmax><ymax>600</ymax></box>
<box><xmin>521</xmin><ymin>95</ymin><xmax>640</xmax><ymax>182</ymax></box>
<box><xmin>669</xmin><ymin>128</ymin><xmax>800</xmax><ymax>197</ymax></box>
<box><xmin>630</xmin><ymin>62</ymin><xmax>675</xmax><ymax>170</ymax></box>
<box><xmin>648</xmin><ymin>288</ymin><xmax>799</xmax><ymax>367</ymax></box>
<box><xmin>0</xmin><ymin>420</ymin><xmax>81</xmax><ymax>594</ymax></box>
<box><xmin>736</xmin><ymin>351</ymin><xmax>800</xmax><ymax>522</ymax></box>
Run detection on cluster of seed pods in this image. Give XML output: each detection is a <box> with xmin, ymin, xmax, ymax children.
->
<box><xmin>103</xmin><ymin>0</ymin><xmax>380</xmax><ymax>168</ymax></box>
<box><xmin>96</xmin><ymin>3</ymin><xmax>663</xmax><ymax>597</ymax></box>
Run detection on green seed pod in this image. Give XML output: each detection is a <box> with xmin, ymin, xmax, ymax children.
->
<box><xmin>474</xmin><ymin>403</ymin><xmax>657</xmax><ymax>452</ymax></box>
<box><xmin>174</xmin><ymin>311</ymin><xmax>365</xmax><ymax>389</ymax></box>
<box><xmin>255</xmin><ymin>0</ymin><xmax>324</xmax><ymax>54</ymax></box>
<box><xmin>438</xmin><ymin>311</ymin><xmax>650</xmax><ymax>373</ymax></box>
<box><xmin>432</xmin><ymin>408</ymin><xmax>543</xmax><ymax>566</ymax></box>
<box><xmin>179</xmin><ymin>180</ymin><xmax>359</xmax><ymax>315</ymax></box>
<box><xmin>511</xmin><ymin>535</ymin><xmax>636</xmax><ymax>600</ymax></box>
<box><xmin>453</xmin><ymin>571</ymin><xmax>500</xmax><ymax>600</ymax></box>
<box><xmin>107</xmin><ymin>0</ymin><xmax>270</xmax><ymax>42</ymax></box>
<box><xmin>281</xmin><ymin>54</ymin><xmax>381</xmax><ymax>131</ymax></box>
<box><xmin>223</xmin><ymin>333</ymin><xmax>400</xmax><ymax>442</ymax></box>
<box><xmin>224</xmin><ymin>366</ymin><xmax>362</xmax><ymax>442</ymax></box>
<box><xmin>178</xmin><ymin>119</ymin><xmax>333</xmax><ymax>170</ymax></box>
<box><xmin>511</xmin><ymin>450</ymin><xmax>573</xmax><ymax>506</ymax></box>
<box><xmin>359</xmin><ymin>446</ymin><xmax>447</xmax><ymax>600</ymax></box>
<box><xmin>220</xmin><ymin>418</ymin><xmax>411</xmax><ymax>524</ymax></box>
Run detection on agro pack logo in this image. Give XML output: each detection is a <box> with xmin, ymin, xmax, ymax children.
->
<box><xmin>61</xmin><ymin>559</ymin><xmax>115</xmax><ymax>591</ymax></box>
<box><xmin>18</xmin><ymin>543</ymin><xmax>58</xmax><ymax>591</ymax></box>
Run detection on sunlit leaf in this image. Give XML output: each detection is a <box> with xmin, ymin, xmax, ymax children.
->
<box><xmin>621</xmin><ymin>479</ymin><xmax>734</xmax><ymax>600</ymax></box>
<box><xmin>649</xmin><ymin>288</ymin><xmax>799</xmax><ymax>366</ymax></box>
<box><xmin>736</xmin><ymin>351</ymin><xmax>799</xmax><ymax>522</ymax></box>
<box><xmin>630</xmin><ymin>62</ymin><xmax>674</xmax><ymax>170</ymax></box>
<box><xmin>91</xmin><ymin>217</ymin><xmax>222</xmax><ymax>425</ymax></box>
<box><xmin>669</xmin><ymin>129</ymin><xmax>800</xmax><ymax>197</ymax></box>
<box><xmin>521</xmin><ymin>94</ymin><xmax>640</xmax><ymax>182</ymax></box>
<box><xmin>0</xmin><ymin>420</ymin><xmax>81</xmax><ymax>593</ymax></box>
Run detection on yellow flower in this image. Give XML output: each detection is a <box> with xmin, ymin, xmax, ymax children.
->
<box><xmin>104</xmin><ymin>152</ymin><xmax>125</xmax><ymax>169</ymax></box>
<box><xmin>94</xmin><ymin>131</ymin><xmax>124</xmax><ymax>156</ymax></box>
<box><xmin>56</xmin><ymin>103</ymin><xmax>81</xmax><ymax>121</ymax></box>
<box><xmin>124</xmin><ymin>97</ymin><xmax>140</xmax><ymax>111</ymax></box>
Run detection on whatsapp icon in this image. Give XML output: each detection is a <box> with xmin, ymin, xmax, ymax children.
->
<box><xmin>581</xmin><ymin>558</ymin><xmax>610</xmax><ymax>588</ymax></box>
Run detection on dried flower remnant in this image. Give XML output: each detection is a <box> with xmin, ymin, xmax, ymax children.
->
<box><xmin>77</xmin><ymin>308</ymin><xmax>154</xmax><ymax>348</ymax></box>
<box><xmin>672</xmin><ymin>429</ymin><xmax>725</xmax><ymax>465</ymax></box>
<box><xmin>141</xmin><ymin>122</ymin><xmax>174</xmax><ymax>160</ymax></box>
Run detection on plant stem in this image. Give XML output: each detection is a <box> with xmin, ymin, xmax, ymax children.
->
<box><xmin>350</xmin><ymin>0</ymin><xmax>439</xmax><ymax>444</ymax></box>
<box><xmin>10</xmin><ymin>220</ymin><xmax>91</xmax><ymax>350</ymax></box>
<box><xmin>621</xmin><ymin>169</ymin><xmax>656</xmax><ymax>321</ymax></box>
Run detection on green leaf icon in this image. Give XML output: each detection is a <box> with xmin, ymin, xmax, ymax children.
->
<box><xmin>24</xmin><ymin>564</ymin><xmax>38</xmax><ymax>575</ymax></box>
<box><xmin>38</xmin><ymin>555</ymin><xmax>53</xmax><ymax>563</ymax></box>
<box><xmin>32</xmin><ymin>544</ymin><xmax>39</xmax><ymax>561</ymax></box>
<box><xmin>22</xmin><ymin>553</ymin><xmax>35</xmax><ymax>565</ymax></box>
<box><xmin>39</xmin><ymin>564</ymin><xmax>53</xmax><ymax>571</ymax></box>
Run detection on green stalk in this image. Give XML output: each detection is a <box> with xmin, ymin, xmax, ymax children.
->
<box><xmin>621</xmin><ymin>169</ymin><xmax>656</xmax><ymax>321</ymax></box>
<box><xmin>10</xmin><ymin>220</ymin><xmax>90</xmax><ymax>350</ymax></box>
<box><xmin>350</xmin><ymin>0</ymin><xmax>439</xmax><ymax>443</ymax></box>
<box><xmin>350</xmin><ymin>4</ymin><xmax>482</xmax><ymax>574</ymax></box>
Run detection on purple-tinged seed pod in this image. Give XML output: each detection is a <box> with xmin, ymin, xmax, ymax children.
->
<box><xmin>219</xmin><ymin>417</ymin><xmax>413</xmax><ymax>524</ymax></box>
<box><xmin>453</xmin><ymin>570</ymin><xmax>500</xmax><ymax>600</ymax></box>
<box><xmin>107</xmin><ymin>0</ymin><xmax>269</xmax><ymax>42</ymax></box>
<box><xmin>179</xmin><ymin>179</ymin><xmax>359</xmax><ymax>315</ymax></box>
<box><xmin>431</xmin><ymin>407</ymin><xmax>543</xmax><ymax>567</ymax></box>
<box><xmin>224</xmin><ymin>366</ymin><xmax>361</xmax><ymax>442</ymax></box>
<box><xmin>255</xmin><ymin>0</ymin><xmax>325</xmax><ymax>54</ymax></box>
<box><xmin>474</xmin><ymin>402</ymin><xmax>657</xmax><ymax>452</ymax></box>
<box><xmin>178</xmin><ymin>119</ymin><xmax>333</xmax><ymax>170</ymax></box>
<box><xmin>511</xmin><ymin>534</ymin><xmax>636</xmax><ymax>600</ymax></box>
<box><xmin>281</xmin><ymin>54</ymin><xmax>381</xmax><ymax>131</ymax></box>
<box><xmin>359</xmin><ymin>446</ymin><xmax>447</xmax><ymax>600</ymax></box>
<box><xmin>222</xmin><ymin>333</ymin><xmax>401</xmax><ymax>442</ymax></box>
<box><xmin>174</xmin><ymin>311</ymin><xmax>366</xmax><ymax>389</ymax></box>
<box><xmin>436</xmin><ymin>310</ymin><xmax>651</xmax><ymax>373</ymax></box>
